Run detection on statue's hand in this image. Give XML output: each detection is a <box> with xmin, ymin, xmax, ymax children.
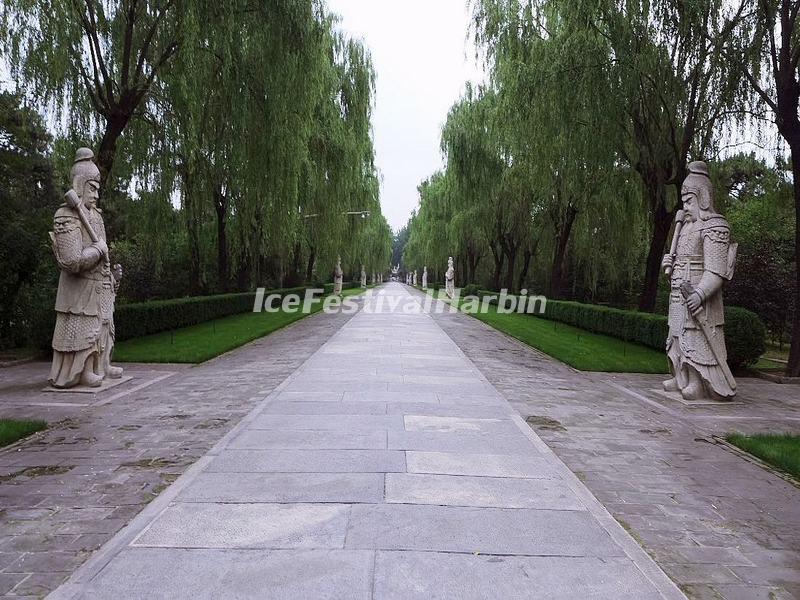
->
<box><xmin>93</xmin><ymin>239</ymin><xmax>109</xmax><ymax>257</ymax></box>
<box><xmin>686</xmin><ymin>291</ymin><xmax>703</xmax><ymax>315</ymax></box>
<box><xmin>661</xmin><ymin>254</ymin><xmax>673</xmax><ymax>270</ymax></box>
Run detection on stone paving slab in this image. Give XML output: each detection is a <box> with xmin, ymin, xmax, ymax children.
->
<box><xmin>47</xmin><ymin>284</ymin><xmax>684</xmax><ymax>599</ymax></box>
<box><xmin>79</xmin><ymin>548</ymin><xmax>373</xmax><ymax>600</ymax></box>
<box><xmin>132</xmin><ymin>503</ymin><xmax>350</xmax><ymax>549</ymax></box>
<box><xmin>228</xmin><ymin>429</ymin><xmax>388</xmax><ymax>450</ymax></box>
<box><xmin>405</xmin><ymin>450</ymin><xmax>556</xmax><ymax>478</ymax></box>
<box><xmin>385</xmin><ymin>473</ymin><xmax>583</xmax><ymax>509</ymax></box>
<box><xmin>345</xmin><ymin>504</ymin><xmax>622</xmax><ymax>555</ymax></box>
<box><xmin>260</xmin><ymin>401</ymin><xmax>389</xmax><ymax>415</ymax></box>
<box><xmin>178</xmin><ymin>472</ymin><xmax>385</xmax><ymax>503</ymax></box>
<box><xmin>373</xmin><ymin>551</ymin><xmax>661</xmax><ymax>600</ymax></box>
<box><xmin>206</xmin><ymin>449</ymin><xmax>407</xmax><ymax>473</ymax></box>
<box><xmin>387</xmin><ymin>430</ymin><xmax>536</xmax><ymax>454</ymax></box>
<box><xmin>249</xmin><ymin>413</ymin><xmax>405</xmax><ymax>431</ymax></box>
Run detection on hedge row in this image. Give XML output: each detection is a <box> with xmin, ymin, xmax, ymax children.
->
<box><xmin>475</xmin><ymin>290</ymin><xmax>765</xmax><ymax>369</ymax></box>
<box><xmin>115</xmin><ymin>282</ymin><xmax>368</xmax><ymax>341</ymax></box>
<box><xmin>115</xmin><ymin>287</ymin><xmax>306</xmax><ymax>341</ymax></box>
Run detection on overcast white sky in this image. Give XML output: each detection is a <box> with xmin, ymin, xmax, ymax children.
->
<box><xmin>326</xmin><ymin>0</ymin><xmax>485</xmax><ymax>232</ymax></box>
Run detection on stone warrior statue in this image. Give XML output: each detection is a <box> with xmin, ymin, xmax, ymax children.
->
<box><xmin>422</xmin><ymin>266</ymin><xmax>428</xmax><ymax>290</ymax></box>
<box><xmin>360</xmin><ymin>265</ymin><xmax>367</xmax><ymax>288</ymax></box>
<box><xmin>413</xmin><ymin>270</ymin><xmax>418</xmax><ymax>286</ymax></box>
<box><xmin>445</xmin><ymin>257</ymin><xmax>455</xmax><ymax>298</ymax></box>
<box><xmin>662</xmin><ymin>161</ymin><xmax>737</xmax><ymax>401</ymax></box>
<box><xmin>49</xmin><ymin>148</ymin><xmax>123</xmax><ymax>388</ymax></box>
<box><xmin>333</xmin><ymin>256</ymin><xmax>343</xmax><ymax>295</ymax></box>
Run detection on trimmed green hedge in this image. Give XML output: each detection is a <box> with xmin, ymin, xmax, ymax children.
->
<box><xmin>115</xmin><ymin>286</ymin><xmax>311</xmax><ymax>341</ymax></box>
<box><xmin>475</xmin><ymin>291</ymin><xmax>765</xmax><ymax>369</ymax></box>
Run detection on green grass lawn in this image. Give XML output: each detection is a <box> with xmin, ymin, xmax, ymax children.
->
<box><xmin>726</xmin><ymin>433</ymin><xmax>800</xmax><ymax>479</ymax></box>
<box><xmin>754</xmin><ymin>342</ymin><xmax>790</xmax><ymax>371</ymax></box>
<box><xmin>114</xmin><ymin>287</ymin><xmax>365</xmax><ymax>364</ymax></box>
<box><xmin>459</xmin><ymin>302</ymin><xmax>668</xmax><ymax>373</ymax></box>
<box><xmin>0</xmin><ymin>419</ymin><xmax>47</xmax><ymax>447</ymax></box>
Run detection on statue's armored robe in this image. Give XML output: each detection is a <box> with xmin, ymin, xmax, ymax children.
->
<box><xmin>667</xmin><ymin>216</ymin><xmax>735</xmax><ymax>398</ymax></box>
<box><xmin>49</xmin><ymin>206</ymin><xmax>116</xmax><ymax>388</ymax></box>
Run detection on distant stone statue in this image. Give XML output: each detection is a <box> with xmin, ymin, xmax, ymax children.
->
<box><xmin>360</xmin><ymin>265</ymin><xmax>367</xmax><ymax>288</ymax></box>
<box><xmin>445</xmin><ymin>257</ymin><xmax>455</xmax><ymax>298</ymax></box>
<box><xmin>413</xmin><ymin>270</ymin><xmax>418</xmax><ymax>286</ymax></box>
<box><xmin>49</xmin><ymin>148</ymin><xmax>123</xmax><ymax>388</ymax></box>
<box><xmin>662</xmin><ymin>161</ymin><xmax>737</xmax><ymax>401</ymax></box>
<box><xmin>333</xmin><ymin>256</ymin><xmax>343</xmax><ymax>295</ymax></box>
<box><xmin>422</xmin><ymin>266</ymin><xmax>428</xmax><ymax>290</ymax></box>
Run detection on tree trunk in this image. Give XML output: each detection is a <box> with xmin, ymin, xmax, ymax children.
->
<box><xmin>549</xmin><ymin>205</ymin><xmax>577</xmax><ymax>299</ymax></box>
<box><xmin>305</xmin><ymin>246</ymin><xmax>316</xmax><ymax>283</ymax></box>
<box><xmin>467</xmin><ymin>245</ymin><xmax>480</xmax><ymax>284</ymax></box>
<box><xmin>638</xmin><ymin>194</ymin><xmax>675</xmax><ymax>313</ymax></box>
<box><xmin>787</xmin><ymin>148</ymin><xmax>800</xmax><ymax>376</ymax></box>
<box><xmin>96</xmin><ymin>113</ymin><xmax>130</xmax><ymax>195</ymax></box>
<box><xmin>489</xmin><ymin>240</ymin><xmax>504</xmax><ymax>292</ymax></box>
<box><xmin>213</xmin><ymin>187</ymin><xmax>229</xmax><ymax>291</ymax></box>
<box><xmin>518</xmin><ymin>245</ymin><xmax>534</xmax><ymax>292</ymax></box>
<box><xmin>503</xmin><ymin>241</ymin><xmax>518</xmax><ymax>292</ymax></box>
<box><xmin>181</xmin><ymin>167</ymin><xmax>202</xmax><ymax>294</ymax></box>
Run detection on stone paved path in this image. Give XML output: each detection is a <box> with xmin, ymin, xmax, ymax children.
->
<box><xmin>50</xmin><ymin>283</ymin><xmax>684</xmax><ymax>599</ymax></box>
<box><xmin>0</xmin><ymin>306</ymin><xmax>357</xmax><ymax>599</ymax></box>
<box><xmin>428</xmin><ymin>291</ymin><xmax>800</xmax><ymax>600</ymax></box>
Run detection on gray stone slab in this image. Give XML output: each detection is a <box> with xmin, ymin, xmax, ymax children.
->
<box><xmin>283</xmin><ymin>381</ymin><xmax>389</xmax><ymax>393</ymax></box>
<box><xmin>403</xmin><ymin>415</ymin><xmax>518</xmax><ymax>435</ymax></box>
<box><xmin>272</xmin><ymin>391</ymin><xmax>344</xmax><ymax>402</ymax></box>
<box><xmin>342</xmin><ymin>390</ymin><xmax>438</xmax><ymax>403</ymax></box>
<box><xmin>229</xmin><ymin>430</ymin><xmax>386</xmax><ymax>450</ymax></box>
<box><xmin>133</xmin><ymin>503</ymin><xmax>349</xmax><ymax>549</ymax></box>
<box><xmin>250</xmin><ymin>414</ymin><xmax>404</xmax><ymax>432</ymax></box>
<box><xmin>207</xmin><ymin>450</ymin><xmax>406</xmax><ymax>474</ymax></box>
<box><xmin>385</xmin><ymin>473</ymin><xmax>583</xmax><ymax>510</ymax></box>
<box><xmin>437</xmin><ymin>392</ymin><xmax>505</xmax><ymax>405</ymax></box>
<box><xmin>262</xmin><ymin>402</ymin><xmax>388</xmax><ymax>415</ymax></box>
<box><xmin>374</xmin><ymin>551</ymin><xmax>658</xmax><ymax>600</ymax></box>
<box><xmin>389</xmin><ymin>382</ymin><xmax>498</xmax><ymax>396</ymax></box>
<box><xmin>345</xmin><ymin>504</ymin><xmax>623</xmax><ymax>556</ymax></box>
<box><xmin>179</xmin><ymin>472</ymin><xmax>384</xmax><ymax>503</ymax></box>
<box><xmin>386</xmin><ymin>403</ymin><xmax>514</xmax><ymax>418</ymax></box>
<box><xmin>406</xmin><ymin>451</ymin><xmax>554</xmax><ymax>478</ymax></box>
<box><xmin>81</xmin><ymin>548</ymin><xmax>373</xmax><ymax>599</ymax></box>
<box><xmin>388</xmin><ymin>430</ymin><xmax>533</xmax><ymax>454</ymax></box>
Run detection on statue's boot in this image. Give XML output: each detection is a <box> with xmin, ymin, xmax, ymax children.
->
<box><xmin>106</xmin><ymin>365</ymin><xmax>124</xmax><ymax>379</ymax></box>
<box><xmin>662</xmin><ymin>378</ymin><xmax>679</xmax><ymax>392</ymax></box>
<box><xmin>680</xmin><ymin>371</ymin><xmax>706</xmax><ymax>401</ymax></box>
<box><xmin>80</xmin><ymin>370</ymin><xmax>103</xmax><ymax>388</ymax></box>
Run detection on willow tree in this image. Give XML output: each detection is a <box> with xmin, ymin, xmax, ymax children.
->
<box><xmin>1</xmin><ymin>0</ymin><xmax>185</xmax><ymax>190</ymax></box>
<box><xmin>724</xmin><ymin>0</ymin><xmax>800</xmax><ymax>375</ymax></box>
<box><xmin>472</xmin><ymin>0</ymin><xmax>748</xmax><ymax>309</ymax></box>
<box><xmin>321</xmin><ymin>37</ymin><xmax>382</xmax><ymax>281</ymax></box>
<box><xmin>404</xmin><ymin>172</ymin><xmax>453</xmax><ymax>281</ymax></box>
<box><xmin>441</xmin><ymin>86</ymin><xmax>509</xmax><ymax>289</ymax></box>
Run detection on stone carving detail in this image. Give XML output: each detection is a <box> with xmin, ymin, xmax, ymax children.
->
<box><xmin>360</xmin><ymin>265</ymin><xmax>367</xmax><ymax>288</ymax></box>
<box><xmin>422</xmin><ymin>266</ymin><xmax>428</xmax><ymax>290</ymax></box>
<box><xmin>662</xmin><ymin>161</ymin><xmax>737</xmax><ymax>401</ymax></box>
<box><xmin>333</xmin><ymin>256</ymin><xmax>343</xmax><ymax>295</ymax></box>
<box><xmin>49</xmin><ymin>148</ymin><xmax>123</xmax><ymax>388</ymax></box>
<box><xmin>445</xmin><ymin>257</ymin><xmax>455</xmax><ymax>298</ymax></box>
